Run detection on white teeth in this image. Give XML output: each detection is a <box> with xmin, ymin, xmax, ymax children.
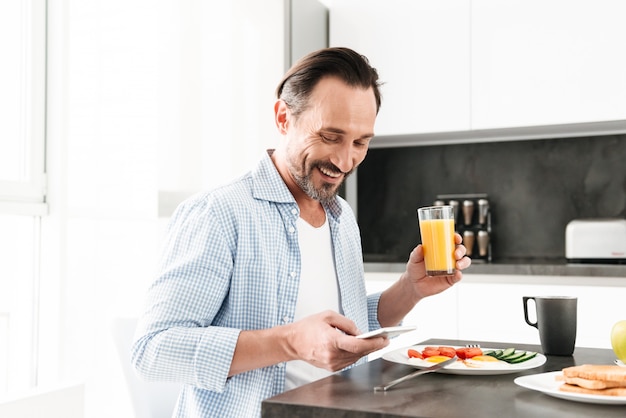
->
<box><xmin>319</xmin><ymin>167</ymin><xmax>341</xmax><ymax>178</ymax></box>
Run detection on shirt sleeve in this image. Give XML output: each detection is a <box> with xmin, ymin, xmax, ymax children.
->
<box><xmin>131</xmin><ymin>196</ymin><xmax>241</xmax><ymax>392</ymax></box>
<box><xmin>366</xmin><ymin>291</ymin><xmax>383</xmax><ymax>331</ymax></box>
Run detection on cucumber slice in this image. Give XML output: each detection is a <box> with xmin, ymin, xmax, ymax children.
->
<box><xmin>488</xmin><ymin>350</ymin><xmax>503</xmax><ymax>358</ymax></box>
<box><xmin>509</xmin><ymin>352</ymin><xmax>538</xmax><ymax>364</ymax></box>
<box><xmin>500</xmin><ymin>348</ymin><xmax>516</xmax><ymax>358</ymax></box>
<box><xmin>481</xmin><ymin>347</ymin><xmax>537</xmax><ymax>363</ymax></box>
<box><xmin>501</xmin><ymin>351</ymin><xmax>526</xmax><ymax>362</ymax></box>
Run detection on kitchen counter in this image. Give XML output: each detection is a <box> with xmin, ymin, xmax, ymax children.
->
<box><xmin>262</xmin><ymin>338</ymin><xmax>624</xmax><ymax>418</ymax></box>
<box><xmin>365</xmin><ymin>260</ymin><xmax>626</xmax><ymax>278</ymax></box>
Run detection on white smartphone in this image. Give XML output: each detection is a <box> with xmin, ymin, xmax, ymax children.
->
<box><xmin>355</xmin><ymin>325</ymin><xmax>416</xmax><ymax>339</ymax></box>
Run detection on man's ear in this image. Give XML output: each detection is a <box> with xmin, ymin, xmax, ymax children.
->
<box><xmin>274</xmin><ymin>99</ymin><xmax>289</xmax><ymax>134</ymax></box>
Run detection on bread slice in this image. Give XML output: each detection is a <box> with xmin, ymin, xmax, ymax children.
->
<box><xmin>563</xmin><ymin>376</ymin><xmax>626</xmax><ymax>389</ymax></box>
<box><xmin>559</xmin><ymin>383</ymin><xmax>626</xmax><ymax>397</ymax></box>
<box><xmin>558</xmin><ymin>365</ymin><xmax>626</xmax><ymax>396</ymax></box>
<box><xmin>562</xmin><ymin>364</ymin><xmax>626</xmax><ymax>383</ymax></box>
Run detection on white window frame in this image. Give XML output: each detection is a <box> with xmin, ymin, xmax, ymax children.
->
<box><xmin>0</xmin><ymin>0</ymin><xmax>47</xmax><ymax>216</ymax></box>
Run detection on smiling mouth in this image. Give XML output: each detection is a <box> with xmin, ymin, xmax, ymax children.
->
<box><xmin>318</xmin><ymin>165</ymin><xmax>342</xmax><ymax>179</ymax></box>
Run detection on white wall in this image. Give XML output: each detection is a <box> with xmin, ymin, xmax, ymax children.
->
<box><xmin>43</xmin><ymin>1</ymin><xmax>286</xmax><ymax>417</ymax></box>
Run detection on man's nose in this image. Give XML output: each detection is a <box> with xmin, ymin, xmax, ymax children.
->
<box><xmin>330</xmin><ymin>143</ymin><xmax>355</xmax><ymax>174</ymax></box>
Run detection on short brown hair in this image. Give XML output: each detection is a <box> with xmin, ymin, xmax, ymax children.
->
<box><xmin>276</xmin><ymin>47</ymin><xmax>382</xmax><ymax>119</ymax></box>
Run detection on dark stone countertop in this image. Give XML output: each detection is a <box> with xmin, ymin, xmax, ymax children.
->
<box><xmin>262</xmin><ymin>338</ymin><xmax>624</xmax><ymax>418</ymax></box>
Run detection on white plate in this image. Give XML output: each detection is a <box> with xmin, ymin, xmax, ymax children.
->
<box><xmin>514</xmin><ymin>371</ymin><xmax>626</xmax><ymax>405</ymax></box>
<box><xmin>382</xmin><ymin>345</ymin><xmax>546</xmax><ymax>375</ymax></box>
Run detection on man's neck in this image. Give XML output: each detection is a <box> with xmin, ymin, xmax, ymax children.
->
<box><xmin>297</xmin><ymin>198</ymin><xmax>325</xmax><ymax>227</ymax></box>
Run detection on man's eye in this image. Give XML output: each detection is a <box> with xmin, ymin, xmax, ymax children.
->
<box><xmin>355</xmin><ymin>138</ymin><xmax>371</xmax><ymax>147</ymax></box>
<box><xmin>321</xmin><ymin>135</ymin><xmax>339</xmax><ymax>142</ymax></box>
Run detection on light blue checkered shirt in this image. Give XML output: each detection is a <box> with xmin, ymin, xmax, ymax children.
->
<box><xmin>132</xmin><ymin>151</ymin><xmax>383</xmax><ymax>417</ymax></box>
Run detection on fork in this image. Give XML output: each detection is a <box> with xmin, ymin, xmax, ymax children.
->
<box><xmin>374</xmin><ymin>356</ymin><xmax>457</xmax><ymax>392</ymax></box>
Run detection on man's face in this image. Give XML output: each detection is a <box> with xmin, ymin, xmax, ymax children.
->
<box><xmin>283</xmin><ymin>77</ymin><xmax>377</xmax><ymax>204</ymax></box>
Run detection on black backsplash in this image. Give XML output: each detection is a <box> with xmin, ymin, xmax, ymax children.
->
<box><xmin>356</xmin><ymin>134</ymin><xmax>626</xmax><ymax>262</ymax></box>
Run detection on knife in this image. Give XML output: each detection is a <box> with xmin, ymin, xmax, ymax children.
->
<box><xmin>374</xmin><ymin>356</ymin><xmax>458</xmax><ymax>392</ymax></box>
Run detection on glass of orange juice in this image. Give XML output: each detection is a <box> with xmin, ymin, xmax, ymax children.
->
<box><xmin>417</xmin><ymin>206</ymin><xmax>456</xmax><ymax>276</ymax></box>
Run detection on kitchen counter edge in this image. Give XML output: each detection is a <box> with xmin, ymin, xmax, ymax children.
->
<box><xmin>365</xmin><ymin>261</ymin><xmax>626</xmax><ymax>278</ymax></box>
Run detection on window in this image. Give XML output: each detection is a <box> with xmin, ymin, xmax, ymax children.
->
<box><xmin>0</xmin><ymin>0</ymin><xmax>47</xmax><ymax>216</ymax></box>
<box><xmin>0</xmin><ymin>0</ymin><xmax>46</xmax><ymax>394</ymax></box>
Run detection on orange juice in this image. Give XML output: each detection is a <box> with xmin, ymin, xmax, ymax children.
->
<box><xmin>418</xmin><ymin>214</ymin><xmax>456</xmax><ymax>276</ymax></box>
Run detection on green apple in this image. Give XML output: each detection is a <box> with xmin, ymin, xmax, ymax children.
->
<box><xmin>611</xmin><ymin>320</ymin><xmax>626</xmax><ymax>363</ymax></box>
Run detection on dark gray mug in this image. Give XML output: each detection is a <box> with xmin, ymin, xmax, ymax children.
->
<box><xmin>523</xmin><ymin>296</ymin><xmax>577</xmax><ymax>356</ymax></box>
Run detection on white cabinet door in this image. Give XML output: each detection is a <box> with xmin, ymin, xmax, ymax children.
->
<box><xmin>330</xmin><ymin>0</ymin><xmax>471</xmax><ymax>136</ymax></box>
<box><xmin>457</xmin><ymin>277</ymin><xmax>624</xmax><ymax>349</ymax></box>
<box><xmin>471</xmin><ymin>0</ymin><xmax>626</xmax><ymax>130</ymax></box>
<box><xmin>366</xmin><ymin>273</ymin><xmax>624</xmax><ymax>351</ymax></box>
<box><xmin>456</xmin><ymin>282</ymin><xmax>561</xmax><ymax>346</ymax></box>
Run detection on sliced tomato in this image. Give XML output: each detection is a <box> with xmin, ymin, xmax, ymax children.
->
<box><xmin>407</xmin><ymin>349</ymin><xmax>423</xmax><ymax>359</ymax></box>
<box><xmin>422</xmin><ymin>347</ymin><xmax>441</xmax><ymax>358</ymax></box>
<box><xmin>455</xmin><ymin>348</ymin><xmax>469</xmax><ymax>359</ymax></box>
<box><xmin>438</xmin><ymin>346</ymin><xmax>456</xmax><ymax>358</ymax></box>
<box><xmin>455</xmin><ymin>347</ymin><xmax>483</xmax><ymax>359</ymax></box>
<box><xmin>465</xmin><ymin>347</ymin><xmax>483</xmax><ymax>358</ymax></box>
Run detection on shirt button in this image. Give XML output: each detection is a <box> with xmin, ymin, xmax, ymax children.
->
<box><xmin>288</xmin><ymin>226</ymin><xmax>295</xmax><ymax>233</ymax></box>
<box><xmin>291</xmin><ymin>208</ymin><xmax>297</xmax><ymax>215</ymax></box>
<box><xmin>282</xmin><ymin>316</ymin><xmax>291</xmax><ymax>323</ymax></box>
<box><xmin>290</xmin><ymin>271</ymin><xmax>296</xmax><ymax>278</ymax></box>
<box><xmin>277</xmin><ymin>362</ymin><xmax>285</xmax><ymax>369</ymax></box>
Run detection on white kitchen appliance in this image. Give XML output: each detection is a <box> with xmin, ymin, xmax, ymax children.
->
<box><xmin>565</xmin><ymin>219</ymin><xmax>626</xmax><ymax>263</ymax></box>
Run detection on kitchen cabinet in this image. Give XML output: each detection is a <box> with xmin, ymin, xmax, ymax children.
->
<box><xmin>330</xmin><ymin>0</ymin><xmax>626</xmax><ymax>136</ymax></box>
<box><xmin>456</xmin><ymin>278</ymin><xmax>624</xmax><ymax>350</ymax></box>
<box><xmin>365</xmin><ymin>272</ymin><xmax>623</xmax><ymax>357</ymax></box>
<box><xmin>471</xmin><ymin>0</ymin><xmax>626</xmax><ymax>129</ymax></box>
<box><xmin>330</xmin><ymin>0</ymin><xmax>471</xmax><ymax>136</ymax></box>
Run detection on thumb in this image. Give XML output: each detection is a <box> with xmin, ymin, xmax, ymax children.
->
<box><xmin>410</xmin><ymin>245</ymin><xmax>425</xmax><ymax>263</ymax></box>
<box><xmin>327</xmin><ymin>313</ymin><xmax>361</xmax><ymax>337</ymax></box>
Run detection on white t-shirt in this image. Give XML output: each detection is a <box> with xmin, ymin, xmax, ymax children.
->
<box><xmin>284</xmin><ymin>215</ymin><xmax>341</xmax><ymax>390</ymax></box>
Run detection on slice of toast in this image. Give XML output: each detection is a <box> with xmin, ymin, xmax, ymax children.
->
<box><xmin>559</xmin><ymin>383</ymin><xmax>626</xmax><ymax>397</ymax></box>
<box><xmin>563</xmin><ymin>376</ymin><xmax>626</xmax><ymax>389</ymax></box>
<box><xmin>562</xmin><ymin>364</ymin><xmax>626</xmax><ymax>383</ymax></box>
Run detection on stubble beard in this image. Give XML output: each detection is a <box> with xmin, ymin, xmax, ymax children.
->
<box><xmin>291</xmin><ymin>160</ymin><xmax>350</xmax><ymax>205</ymax></box>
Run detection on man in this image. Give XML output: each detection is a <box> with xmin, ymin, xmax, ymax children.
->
<box><xmin>132</xmin><ymin>47</ymin><xmax>470</xmax><ymax>417</ymax></box>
